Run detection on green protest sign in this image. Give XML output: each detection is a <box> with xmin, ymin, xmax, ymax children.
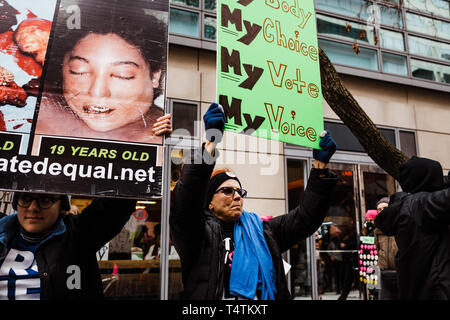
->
<box><xmin>217</xmin><ymin>0</ymin><xmax>323</xmax><ymax>148</ymax></box>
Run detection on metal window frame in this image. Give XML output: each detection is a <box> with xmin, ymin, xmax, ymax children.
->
<box><xmin>169</xmin><ymin>1</ymin><xmax>217</xmax><ymax>49</ymax></box>
<box><xmin>170</xmin><ymin>0</ymin><xmax>201</xmax><ymax>10</ymax></box>
<box><xmin>202</xmin><ymin>12</ymin><xmax>218</xmax><ymax>43</ymax></box>
<box><xmin>165</xmin><ymin>98</ymin><xmax>202</xmax><ymax>148</ymax></box>
<box><xmin>169</xmin><ymin>5</ymin><xmax>202</xmax><ymax>39</ymax></box>
<box><xmin>203</xmin><ymin>0</ymin><xmax>217</xmax><ymax>13</ymax></box>
<box><xmin>318</xmin><ymin>36</ymin><xmax>381</xmax><ymax>72</ymax></box>
<box><xmin>398</xmin><ymin>128</ymin><xmax>420</xmax><ymax>156</ymax></box>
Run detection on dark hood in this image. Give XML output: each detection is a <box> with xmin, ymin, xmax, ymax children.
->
<box><xmin>374</xmin><ymin>192</ymin><xmax>408</xmax><ymax>236</ymax></box>
<box><xmin>399</xmin><ymin>156</ymin><xmax>444</xmax><ymax>194</ymax></box>
<box><xmin>444</xmin><ymin>171</ymin><xmax>450</xmax><ymax>188</ymax></box>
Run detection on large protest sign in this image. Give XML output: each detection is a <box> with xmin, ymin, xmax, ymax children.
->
<box><xmin>217</xmin><ymin>0</ymin><xmax>324</xmax><ymax>148</ymax></box>
<box><xmin>0</xmin><ymin>0</ymin><xmax>169</xmax><ymax>198</ymax></box>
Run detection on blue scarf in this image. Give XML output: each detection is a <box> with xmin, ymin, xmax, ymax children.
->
<box><xmin>229</xmin><ymin>210</ymin><xmax>277</xmax><ymax>300</ymax></box>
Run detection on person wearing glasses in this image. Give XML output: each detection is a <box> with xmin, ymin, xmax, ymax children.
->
<box><xmin>170</xmin><ymin>103</ymin><xmax>338</xmax><ymax>300</ymax></box>
<box><xmin>0</xmin><ymin>192</ymin><xmax>135</xmax><ymax>299</ymax></box>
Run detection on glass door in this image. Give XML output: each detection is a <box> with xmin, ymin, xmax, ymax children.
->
<box><xmin>314</xmin><ymin>162</ymin><xmax>361</xmax><ymax>300</ymax></box>
<box><xmin>358</xmin><ymin>164</ymin><xmax>397</xmax><ymax>299</ymax></box>
<box><xmin>359</xmin><ymin>164</ymin><xmax>397</xmax><ymax>215</ymax></box>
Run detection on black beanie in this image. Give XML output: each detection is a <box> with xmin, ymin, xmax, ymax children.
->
<box><xmin>399</xmin><ymin>156</ymin><xmax>444</xmax><ymax>194</ymax></box>
<box><xmin>206</xmin><ymin>171</ymin><xmax>242</xmax><ymax>207</ymax></box>
<box><xmin>444</xmin><ymin>171</ymin><xmax>449</xmax><ymax>188</ymax></box>
<box><xmin>12</xmin><ymin>192</ymin><xmax>71</xmax><ymax>212</ymax></box>
<box><xmin>376</xmin><ymin>197</ymin><xmax>390</xmax><ymax>208</ymax></box>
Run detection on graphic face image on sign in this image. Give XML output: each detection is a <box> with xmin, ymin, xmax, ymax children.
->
<box><xmin>217</xmin><ymin>0</ymin><xmax>324</xmax><ymax>149</ymax></box>
<box><xmin>35</xmin><ymin>0</ymin><xmax>169</xmax><ymax>145</ymax></box>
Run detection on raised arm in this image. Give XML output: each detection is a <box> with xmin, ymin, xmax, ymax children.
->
<box><xmin>169</xmin><ymin>103</ymin><xmax>225</xmax><ymax>267</ymax></box>
<box><xmin>268</xmin><ymin>131</ymin><xmax>338</xmax><ymax>252</ymax></box>
<box><xmin>76</xmin><ymin>197</ymin><xmax>137</xmax><ymax>252</ymax></box>
<box><xmin>170</xmin><ymin>146</ymin><xmax>215</xmax><ymax>255</ymax></box>
<box><xmin>413</xmin><ymin>187</ymin><xmax>450</xmax><ymax>232</ymax></box>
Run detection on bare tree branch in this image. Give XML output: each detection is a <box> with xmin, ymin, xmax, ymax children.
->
<box><xmin>319</xmin><ymin>47</ymin><xmax>409</xmax><ymax>179</ymax></box>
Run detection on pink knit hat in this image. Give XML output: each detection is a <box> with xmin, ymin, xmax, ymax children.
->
<box><xmin>365</xmin><ymin>209</ymin><xmax>378</xmax><ymax>220</ymax></box>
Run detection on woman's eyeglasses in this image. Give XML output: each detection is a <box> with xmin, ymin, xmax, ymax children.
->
<box><xmin>17</xmin><ymin>195</ymin><xmax>61</xmax><ymax>209</ymax></box>
<box><xmin>215</xmin><ymin>186</ymin><xmax>247</xmax><ymax>198</ymax></box>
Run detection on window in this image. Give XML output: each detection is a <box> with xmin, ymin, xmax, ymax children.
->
<box><xmin>406</xmin><ymin>12</ymin><xmax>450</xmax><ymax>39</ymax></box>
<box><xmin>380</xmin><ymin>4</ymin><xmax>403</xmax><ymax>28</ymax></box>
<box><xmin>316</xmin><ymin>14</ymin><xmax>376</xmax><ymax>45</ymax></box>
<box><xmin>315</xmin><ymin>0</ymin><xmax>371</xmax><ymax>20</ymax></box>
<box><xmin>323</xmin><ymin>121</ymin><xmax>398</xmax><ymax>153</ymax></box>
<box><xmin>169</xmin><ymin>8</ymin><xmax>200</xmax><ymax>37</ymax></box>
<box><xmin>408</xmin><ymin>35</ymin><xmax>450</xmax><ymax>61</ymax></box>
<box><xmin>318</xmin><ymin>39</ymin><xmax>379</xmax><ymax>71</ymax></box>
<box><xmin>378</xmin><ymin>128</ymin><xmax>396</xmax><ymax>146</ymax></box>
<box><xmin>204</xmin><ymin>14</ymin><xmax>217</xmax><ymax>40</ymax></box>
<box><xmin>204</xmin><ymin>0</ymin><xmax>216</xmax><ymax>11</ymax></box>
<box><xmin>169</xmin><ymin>0</ymin><xmax>216</xmax><ymax>45</ymax></box>
<box><xmin>321</xmin><ymin>121</ymin><xmax>417</xmax><ymax>157</ymax></box>
<box><xmin>170</xmin><ymin>100</ymin><xmax>200</xmax><ymax>139</ymax></box>
<box><xmin>323</xmin><ymin>122</ymin><xmax>365</xmax><ymax>152</ymax></box>
<box><xmin>170</xmin><ymin>0</ymin><xmax>199</xmax><ymax>8</ymax></box>
<box><xmin>405</xmin><ymin>0</ymin><xmax>450</xmax><ymax>19</ymax></box>
<box><xmin>360</xmin><ymin>164</ymin><xmax>397</xmax><ymax>215</ymax></box>
<box><xmin>383</xmin><ymin>0</ymin><xmax>401</xmax><ymax>5</ymax></box>
<box><xmin>382</xmin><ymin>52</ymin><xmax>408</xmax><ymax>76</ymax></box>
<box><xmin>380</xmin><ymin>29</ymin><xmax>405</xmax><ymax>51</ymax></box>
<box><xmin>399</xmin><ymin>130</ymin><xmax>417</xmax><ymax>157</ymax></box>
<box><xmin>411</xmin><ymin>58</ymin><xmax>450</xmax><ymax>83</ymax></box>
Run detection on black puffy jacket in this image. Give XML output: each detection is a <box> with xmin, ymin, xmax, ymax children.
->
<box><xmin>170</xmin><ymin>147</ymin><xmax>338</xmax><ymax>299</ymax></box>
<box><xmin>375</xmin><ymin>157</ymin><xmax>450</xmax><ymax>300</ymax></box>
<box><xmin>0</xmin><ymin>198</ymin><xmax>136</xmax><ymax>299</ymax></box>
<box><xmin>375</xmin><ymin>188</ymin><xmax>450</xmax><ymax>299</ymax></box>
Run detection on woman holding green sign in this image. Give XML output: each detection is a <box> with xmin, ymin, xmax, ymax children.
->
<box><xmin>170</xmin><ymin>103</ymin><xmax>338</xmax><ymax>300</ymax></box>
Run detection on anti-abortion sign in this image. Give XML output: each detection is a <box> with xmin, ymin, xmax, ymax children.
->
<box><xmin>217</xmin><ymin>0</ymin><xmax>324</xmax><ymax>148</ymax></box>
<box><xmin>0</xmin><ymin>0</ymin><xmax>169</xmax><ymax>198</ymax></box>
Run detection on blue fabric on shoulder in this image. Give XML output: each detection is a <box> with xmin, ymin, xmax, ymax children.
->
<box><xmin>229</xmin><ymin>210</ymin><xmax>276</xmax><ymax>300</ymax></box>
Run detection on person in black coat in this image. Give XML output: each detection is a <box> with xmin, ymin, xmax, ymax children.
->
<box><xmin>375</xmin><ymin>156</ymin><xmax>450</xmax><ymax>300</ymax></box>
<box><xmin>170</xmin><ymin>103</ymin><xmax>338</xmax><ymax>300</ymax></box>
<box><xmin>0</xmin><ymin>192</ymin><xmax>136</xmax><ymax>300</ymax></box>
